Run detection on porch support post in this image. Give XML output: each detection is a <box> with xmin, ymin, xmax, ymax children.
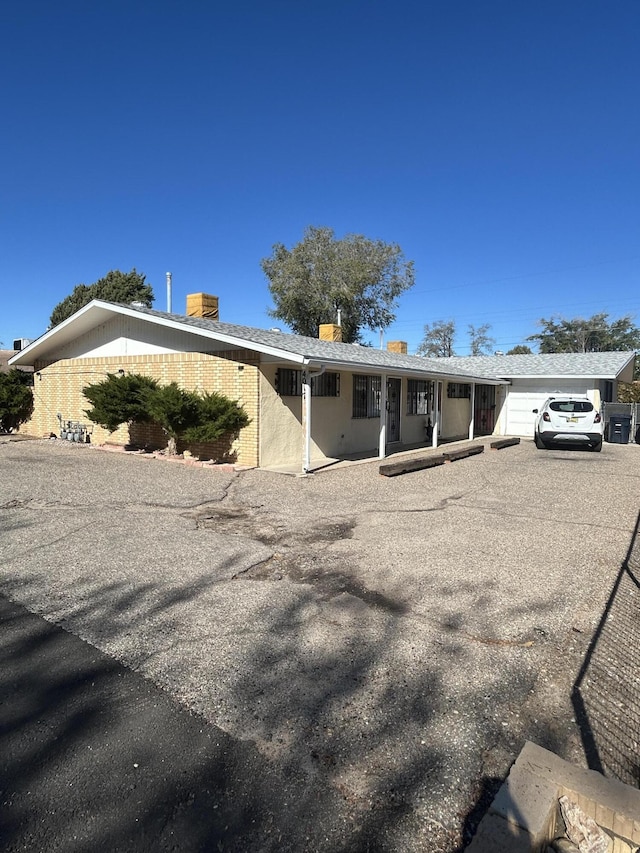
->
<box><xmin>432</xmin><ymin>381</ymin><xmax>440</xmax><ymax>448</ymax></box>
<box><xmin>469</xmin><ymin>382</ymin><xmax>475</xmax><ymax>440</ymax></box>
<box><xmin>378</xmin><ymin>374</ymin><xmax>387</xmax><ymax>459</ymax></box>
<box><xmin>302</xmin><ymin>371</ymin><xmax>312</xmax><ymax>473</ymax></box>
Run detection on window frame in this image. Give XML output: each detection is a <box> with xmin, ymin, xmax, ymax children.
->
<box><xmin>406</xmin><ymin>379</ymin><xmax>432</xmax><ymax>415</ymax></box>
<box><xmin>352</xmin><ymin>374</ymin><xmax>382</xmax><ymax>419</ymax></box>
<box><xmin>276</xmin><ymin>368</ymin><xmax>340</xmax><ymax>398</ymax></box>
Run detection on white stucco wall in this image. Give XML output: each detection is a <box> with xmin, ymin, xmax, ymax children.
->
<box><xmin>440</xmin><ymin>387</ymin><xmax>471</xmax><ymax>439</ymax></box>
<box><xmin>259</xmin><ymin>368</ymin><xmax>434</xmax><ymax>466</ymax></box>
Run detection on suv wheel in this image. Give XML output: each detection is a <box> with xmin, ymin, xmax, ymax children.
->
<box><xmin>534</xmin><ymin>432</ymin><xmax>546</xmax><ymax>449</ymax></box>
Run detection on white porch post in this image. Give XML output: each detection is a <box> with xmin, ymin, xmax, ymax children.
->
<box><xmin>432</xmin><ymin>381</ymin><xmax>440</xmax><ymax>448</ymax></box>
<box><xmin>302</xmin><ymin>371</ymin><xmax>312</xmax><ymax>473</ymax></box>
<box><xmin>378</xmin><ymin>374</ymin><xmax>387</xmax><ymax>459</ymax></box>
<box><xmin>469</xmin><ymin>382</ymin><xmax>475</xmax><ymax>440</ymax></box>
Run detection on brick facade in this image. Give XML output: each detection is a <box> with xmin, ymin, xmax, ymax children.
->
<box><xmin>23</xmin><ymin>351</ymin><xmax>260</xmax><ymax>466</ymax></box>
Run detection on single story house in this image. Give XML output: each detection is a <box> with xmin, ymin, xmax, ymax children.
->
<box><xmin>9</xmin><ymin>294</ymin><xmax>635</xmax><ymax>470</ymax></box>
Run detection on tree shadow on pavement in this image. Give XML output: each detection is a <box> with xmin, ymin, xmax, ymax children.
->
<box><xmin>0</xmin><ymin>562</ymin><xmax>555</xmax><ymax>853</ymax></box>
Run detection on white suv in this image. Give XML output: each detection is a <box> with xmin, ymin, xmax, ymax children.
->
<box><xmin>532</xmin><ymin>396</ymin><xmax>603</xmax><ymax>452</ymax></box>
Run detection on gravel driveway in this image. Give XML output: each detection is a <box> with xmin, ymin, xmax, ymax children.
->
<box><xmin>1</xmin><ymin>437</ymin><xmax>639</xmax><ymax>851</ymax></box>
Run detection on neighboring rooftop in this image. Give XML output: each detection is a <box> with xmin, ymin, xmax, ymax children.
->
<box><xmin>438</xmin><ymin>351</ymin><xmax>636</xmax><ymax>381</ymax></box>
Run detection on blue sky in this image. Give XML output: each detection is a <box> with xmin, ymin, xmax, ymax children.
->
<box><xmin>2</xmin><ymin>1</ymin><xmax>639</xmax><ymax>355</ymax></box>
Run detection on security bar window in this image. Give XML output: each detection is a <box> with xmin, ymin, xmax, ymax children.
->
<box><xmin>276</xmin><ymin>368</ymin><xmax>340</xmax><ymax>397</ymax></box>
<box><xmin>407</xmin><ymin>379</ymin><xmax>432</xmax><ymax>415</ymax></box>
<box><xmin>447</xmin><ymin>382</ymin><xmax>471</xmax><ymax>399</ymax></box>
<box><xmin>352</xmin><ymin>374</ymin><xmax>381</xmax><ymax>418</ymax></box>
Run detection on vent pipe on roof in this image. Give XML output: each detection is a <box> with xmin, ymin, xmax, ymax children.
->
<box><xmin>166</xmin><ymin>272</ymin><xmax>172</xmax><ymax>313</ymax></box>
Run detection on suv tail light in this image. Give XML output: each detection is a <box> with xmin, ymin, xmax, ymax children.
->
<box><xmin>542</xmin><ymin>412</ymin><xmax>551</xmax><ymax>422</ymax></box>
<box><xmin>594</xmin><ymin>412</ymin><xmax>601</xmax><ymax>423</ymax></box>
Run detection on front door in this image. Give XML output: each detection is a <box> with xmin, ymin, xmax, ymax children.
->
<box><xmin>474</xmin><ymin>385</ymin><xmax>496</xmax><ymax>435</ymax></box>
<box><xmin>386</xmin><ymin>378</ymin><xmax>401</xmax><ymax>443</ymax></box>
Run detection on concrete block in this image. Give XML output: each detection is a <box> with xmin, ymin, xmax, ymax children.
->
<box><xmin>465</xmin><ymin>813</ymin><xmax>536</xmax><ymax>853</ymax></box>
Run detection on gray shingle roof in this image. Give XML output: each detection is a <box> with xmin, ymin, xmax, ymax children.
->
<box><xmin>436</xmin><ymin>351</ymin><xmax>635</xmax><ymax>379</ymax></box>
<box><xmin>125</xmin><ymin>304</ymin><xmax>502</xmax><ymax>381</ymax></box>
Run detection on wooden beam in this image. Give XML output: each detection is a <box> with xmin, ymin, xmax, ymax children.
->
<box><xmin>443</xmin><ymin>445</ymin><xmax>484</xmax><ymax>463</ymax></box>
<box><xmin>379</xmin><ymin>454</ymin><xmax>446</xmax><ymax>477</ymax></box>
<box><xmin>490</xmin><ymin>437</ymin><xmax>521</xmax><ymax>450</ymax></box>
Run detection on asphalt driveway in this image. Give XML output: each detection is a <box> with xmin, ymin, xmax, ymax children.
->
<box><xmin>1</xmin><ymin>437</ymin><xmax>639</xmax><ymax>851</ymax></box>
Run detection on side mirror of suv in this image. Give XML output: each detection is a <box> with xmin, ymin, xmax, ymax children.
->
<box><xmin>532</xmin><ymin>409</ymin><xmax>538</xmax><ymax>414</ymax></box>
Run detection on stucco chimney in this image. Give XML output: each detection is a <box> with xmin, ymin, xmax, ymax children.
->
<box><xmin>387</xmin><ymin>341</ymin><xmax>408</xmax><ymax>354</ymax></box>
<box><xmin>186</xmin><ymin>293</ymin><xmax>219</xmax><ymax>320</ymax></box>
<box><xmin>319</xmin><ymin>324</ymin><xmax>342</xmax><ymax>342</ymax></box>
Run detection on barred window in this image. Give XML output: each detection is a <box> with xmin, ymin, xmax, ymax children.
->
<box><xmin>352</xmin><ymin>374</ymin><xmax>381</xmax><ymax>418</ymax></box>
<box><xmin>407</xmin><ymin>379</ymin><xmax>432</xmax><ymax>415</ymax></box>
<box><xmin>312</xmin><ymin>371</ymin><xmax>340</xmax><ymax>397</ymax></box>
<box><xmin>277</xmin><ymin>368</ymin><xmax>302</xmax><ymax>396</ymax></box>
<box><xmin>276</xmin><ymin>368</ymin><xmax>340</xmax><ymax>397</ymax></box>
<box><xmin>447</xmin><ymin>382</ymin><xmax>471</xmax><ymax>399</ymax></box>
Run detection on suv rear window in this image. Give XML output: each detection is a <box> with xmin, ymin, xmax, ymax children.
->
<box><xmin>549</xmin><ymin>401</ymin><xmax>594</xmax><ymax>414</ymax></box>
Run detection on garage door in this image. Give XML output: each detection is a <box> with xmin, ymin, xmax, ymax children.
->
<box><xmin>505</xmin><ymin>379</ymin><xmax>593</xmax><ymax>436</ymax></box>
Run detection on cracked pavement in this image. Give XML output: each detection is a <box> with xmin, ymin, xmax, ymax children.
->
<box><xmin>1</xmin><ymin>437</ymin><xmax>639</xmax><ymax>851</ymax></box>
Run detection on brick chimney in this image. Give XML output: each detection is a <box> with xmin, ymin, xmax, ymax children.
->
<box><xmin>186</xmin><ymin>293</ymin><xmax>219</xmax><ymax>320</ymax></box>
<box><xmin>387</xmin><ymin>341</ymin><xmax>408</xmax><ymax>354</ymax></box>
<box><xmin>319</xmin><ymin>323</ymin><xmax>342</xmax><ymax>342</ymax></box>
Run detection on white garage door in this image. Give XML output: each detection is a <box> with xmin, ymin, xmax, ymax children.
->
<box><xmin>506</xmin><ymin>379</ymin><xmax>593</xmax><ymax>436</ymax></box>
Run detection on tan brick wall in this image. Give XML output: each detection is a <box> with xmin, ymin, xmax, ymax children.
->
<box><xmin>22</xmin><ymin>351</ymin><xmax>260</xmax><ymax>466</ymax></box>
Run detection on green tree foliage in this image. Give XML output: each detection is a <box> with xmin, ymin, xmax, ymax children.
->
<box><xmin>144</xmin><ymin>383</ymin><xmax>201</xmax><ymax>455</ymax></box>
<box><xmin>261</xmin><ymin>226</ymin><xmax>415</xmax><ymax>344</ymax></box>
<box><xmin>528</xmin><ymin>312</ymin><xmax>640</xmax><ymax>379</ymax></box>
<box><xmin>468</xmin><ymin>323</ymin><xmax>495</xmax><ymax>356</ymax></box>
<box><xmin>0</xmin><ymin>369</ymin><xmax>34</xmax><ymax>433</ymax></box>
<box><xmin>417</xmin><ymin>320</ymin><xmax>456</xmax><ymax>357</ymax></box>
<box><xmin>528</xmin><ymin>313</ymin><xmax>640</xmax><ymax>354</ymax></box>
<box><xmin>83</xmin><ymin>375</ymin><xmax>251</xmax><ymax>455</ymax></box>
<box><xmin>506</xmin><ymin>344</ymin><xmax>533</xmax><ymax>355</ymax></box>
<box><xmin>182</xmin><ymin>392</ymin><xmax>250</xmax><ymax>444</ymax></box>
<box><xmin>617</xmin><ymin>382</ymin><xmax>640</xmax><ymax>403</ymax></box>
<box><xmin>83</xmin><ymin>373</ymin><xmax>159</xmax><ymax>432</ymax></box>
<box><xmin>50</xmin><ymin>269</ymin><xmax>154</xmax><ymax>327</ymax></box>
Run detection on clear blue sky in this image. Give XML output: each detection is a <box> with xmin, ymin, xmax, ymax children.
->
<box><xmin>2</xmin><ymin>1</ymin><xmax>639</xmax><ymax>355</ymax></box>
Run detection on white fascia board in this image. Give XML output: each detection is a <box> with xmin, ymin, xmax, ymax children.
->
<box><xmin>8</xmin><ymin>301</ymin><xmax>117</xmax><ymax>365</ymax></box>
<box><xmin>7</xmin><ymin>300</ymin><xmax>308</xmax><ymax>367</ymax></box>
<box><xmin>502</xmin><ymin>372</ymin><xmax>622</xmax><ymax>380</ymax></box>
<box><xmin>301</xmin><ymin>357</ymin><xmax>508</xmax><ymax>384</ymax></box>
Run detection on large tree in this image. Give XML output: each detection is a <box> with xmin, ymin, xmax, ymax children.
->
<box><xmin>50</xmin><ymin>269</ymin><xmax>154</xmax><ymax>327</ymax></box>
<box><xmin>468</xmin><ymin>323</ymin><xmax>495</xmax><ymax>356</ymax></box>
<box><xmin>506</xmin><ymin>344</ymin><xmax>533</xmax><ymax>355</ymax></box>
<box><xmin>528</xmin><ymin>313</ymin><xmax>640</xmax><ymax>354</ymax></box>
<box><xmin>528</xmin><ymin>312</ymin><xmax>640</xmax><ymax>378</ymax></box>
<box><xmin>261</xmin><ymin>226</ymin><xmax>415</xmax><ymax>344</ymax></box>
<box><xmin>417</xmin><ymin>320</ymin><xmax>456</xmax><ymax>358</ymax></box>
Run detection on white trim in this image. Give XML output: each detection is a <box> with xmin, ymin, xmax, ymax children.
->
<box><xmin>378</xmin><ymin>373</ymin><xmax>387</xmax><ymax>459</ymax></box>
<box><xmin>468</xmin><ymin>383</ymin><xmax>475</xmax><ymax>440</ymax></box>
